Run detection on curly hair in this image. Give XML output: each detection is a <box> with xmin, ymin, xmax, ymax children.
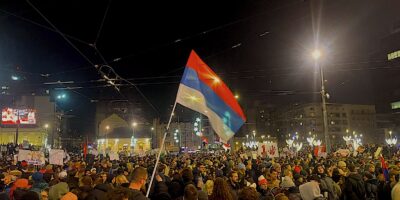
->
<box><xmin>239</xmin><ymin>186</ymin><xmax>259</xmax><ymax>200</ymax></box>
<box><xmin>209</xmin><ymin>177</ymin><xmax>233</xmax><ymax>200</ymax></box>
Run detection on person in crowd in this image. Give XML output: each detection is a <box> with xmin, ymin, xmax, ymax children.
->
<box><xmin>9</xmin><ymin>178</ymin><xmax>30</xmax><ymax>199</ymax></box>
<box><xmin>342</xmin><ymin>163</ymin><xmax>366</xmax><ymax>200</ymax></box>
<box><xmin>86</xmin><ymin>176</ymin><xmax>112</xmax><ymax>200</ymax></box>
<box><xmin>267</xmin><ymin>169</ymin><xmax>280</xmax><ymax>189</ymax></box>
<box><xmin>204</xmin><ymin>180</ymin><xmax>214</xmax><ymax>198</ymax></box>
<box><xmin>392</xmin><ymin>175</ymin><xmax>400</xmax><ymax>200</ymax></box>
<box><xmin>49</xmin><ymin>171</ymin><xmax>69</xmax><ymax>200</ymax></box>
<box><xmin>238</xmin><ymin>186</ymin><xmax>258</xmax><ymax>200</ymax></box>
<box><xmin>363</xmin><ymin>171</ymin><xmax>378</xmax><ymax>200</ymax></box>
<box><xmin>209</xmin><ymin>177</ymin><xmax>233</xmax><ymax>200</ymax></box>
<box><xmin>30</xmin><ymin>172</ymin><xmax>49</xmax><ymax>199</ymax></box>
<box><xmin>314</xmin><ymin>164</ymin><xmax>340</xmax><ymax>200</ymax></box>
<box><xmin>280</xmin><ymin>169</ymin><xmax>295</xmax><ymax>189</ymax></box>
<box><xmin>299</xmin><ymin>174</ymin><xmax>323</xmax><ymax>200</ymax></box>
<box><xmin>227</xmin><ymin>171</ymin><xmax>241</xmax><ymax>199</ymax></box>
<box><xmin>128</xmin><ymin>167</ymin><xmax>148</xmax><ymax>200</ymax></box>
<box><xmin>184</xmin><ymin>184</ymin><xmax>198</xmax><ymax>200</ymax></box>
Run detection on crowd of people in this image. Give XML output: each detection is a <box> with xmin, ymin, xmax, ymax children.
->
<box><xmin>0</xmin><ymin>143</ymin><xmax>399</xmax><ymax>200</ymax></box>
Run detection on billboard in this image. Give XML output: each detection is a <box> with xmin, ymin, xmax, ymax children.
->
<box><xmin>1</xmin><ymin>108</ymin><xmax>36</xmax><ymax>125</ymax></box>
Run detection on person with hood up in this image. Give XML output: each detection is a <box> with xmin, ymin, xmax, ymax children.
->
<box><xmin>9</xmin><ymin>178</ymin><xmax>30</xmax><ymax>199</ymax></box>
<box><xmin>299</xmin><ymin>174</ymin><xmax>323</xmax><ymax>200</ymax></box>
<box><xmin>280</xmin><ymin>169</ymin><xmax>295</xmax><ymax>189</ymax></box>
<box><xmin>30</xmin><ymin>172</ymin><xmax>49</xmax><ymax>199</ymax></box>
<box><xmin>49</xmin><ymin>171</ymin><xmax>69</xmax><ymax>200</ymax></box>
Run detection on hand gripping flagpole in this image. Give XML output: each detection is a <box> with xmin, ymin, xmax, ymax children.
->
<box><xmin>146</xmin><ymin>101</ymin><xmax>177</xmax><ymax>197</ymax></box>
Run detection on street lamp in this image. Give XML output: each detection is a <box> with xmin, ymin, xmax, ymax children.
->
<box><xmin>313</xmin><ymin>49</ymin><xmax>330</xmax><ymax>153</ymax></box>
<box><xmin>131</xmin><ymin>122</ymin><xmax>137</xmax><ymax>153</ymax></box>
<box><xmin>44</xmin><ymin>124</ymin><xmax>49</xmax><ymax>147</ymax></box>
<box><xmin>105</xmin><ymin>125</ymin><xmax>110</xmax><ymax>147</ymax></box>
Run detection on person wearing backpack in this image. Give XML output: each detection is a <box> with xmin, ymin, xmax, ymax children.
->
<box><xmin>342</xmin><ymin>164</ymin><xmax>366</xmax><ymax>200</ymax></box>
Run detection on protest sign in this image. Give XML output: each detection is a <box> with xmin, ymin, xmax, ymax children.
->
<box><xmin>49</xmin><ymin>149</ymin><xmax>65</xmax><ymax>165</ymax></box>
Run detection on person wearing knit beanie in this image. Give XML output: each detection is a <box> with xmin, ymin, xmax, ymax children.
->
<box><xmin>258</xmin><ymin>175</ymin><xmax>268</xmax><ymax>187</ymax></box>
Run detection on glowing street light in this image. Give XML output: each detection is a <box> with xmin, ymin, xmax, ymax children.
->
<box><xmin>312</xmin><ymin>49</ymin><xmax>321</xmax><ymax>60</ymax></box>
<box><xmin>106</xmin><ymin>126</ymin><xmax>110</xmax><ymax>130</ymax></box>
<box><xmin>132</xmin><ymin>122</ymin><xmax>137</xmax><ymax>127</ymax></box>
<box><xmin>44</xmin><ymin>124</ymin><xmax>49</xmax><ymax>129</ymax></box>
<box><xmin>11</xmin><ymin>75</ymin><xmax>20</xmax><ymax>81</ymax></box>
<box><xmin>57</xmin><ymin>93</ymin><xmax>67</xmax><ymax>100</ymax></box>
<box><xmin>234</xmin><ymin>94</ymin><xmax>239</xmax><ymax>99</ymax></box>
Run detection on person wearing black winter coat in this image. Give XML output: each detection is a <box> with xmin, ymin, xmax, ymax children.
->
<box><xmin>363</xmin><ymin>172</ymin><xmax>378</xmax><ymax>200</ymax></box>
<box><xmin>86</xmin><ymin>183</ymin><xmax>112</xmax><ymax>200</ymax></box>
<box><xmin>341</xmin><ymin>164</ymin><xmax>366</xmax><ymax>200</ymax></box>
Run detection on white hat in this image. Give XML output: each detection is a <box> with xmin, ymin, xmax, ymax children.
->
<box><xmin>59</xmin><ymin>171</ymin><xmax>68</xmax><ymax>179</ymax></box>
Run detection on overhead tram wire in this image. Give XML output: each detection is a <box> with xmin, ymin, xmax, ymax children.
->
<box><xmin>26</xmin><ymin>0</ymin><xmax>160</xmax><ymax>115</ymax></box>
<box><xmin>36</xmin><ymin>58</ymin><xmax>394</xmax><ymax>89</ymax></box>
<box><xmin>0</xmin><ymin>8</ymin><xmax>92</xmax><ymax>47</ymax></box>
<box><xmin>90</xmin><ymin>0</ymin><xmax>112</xmax><ymax>65</ymax></box>
<box><xmin>107</xmin><ymin>1</ymin><xmax>304</xmax><ymax>64</ymax></box>
<box><xmin>26</xmin><ymin>0</ymin><xmax>95</xmax><ymax>67</ymax></box>
<box><xmin>87</xmin><ymin>0</ymin><xmax>160</xmax><ymax>115</ymax></box>
<box><xmin>94</xmin><ymin>0</ymin><xmax>112</xmax><ymax>46</ymax></box>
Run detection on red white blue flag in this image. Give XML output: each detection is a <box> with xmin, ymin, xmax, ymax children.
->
<box><xmin>176</xmin><ymin>50</ymin><xmax>246</xmax><ymax>142</ymax></box>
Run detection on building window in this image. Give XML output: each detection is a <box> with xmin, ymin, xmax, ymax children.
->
<box><xmin>342</xmin><ymin>113</ymin><xmax>347</xmax><ymax>117</ymax></box>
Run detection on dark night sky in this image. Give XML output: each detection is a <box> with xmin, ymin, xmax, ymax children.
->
<box><xmin>1</xmin><ymin>0</ymin><xmax>400</xmax><ymax>134</ymax></box>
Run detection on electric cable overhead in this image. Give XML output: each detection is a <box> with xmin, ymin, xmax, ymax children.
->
<box><xmin>26</xmin><ymin>0</ymin><xmax>160</xmax><ymax>115</ymax></box>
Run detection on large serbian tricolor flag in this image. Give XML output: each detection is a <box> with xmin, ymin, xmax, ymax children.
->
<box><xmin>176</xmin><ymin>50</ymin><xmax>246</xmax><ymax>142</ymax></box>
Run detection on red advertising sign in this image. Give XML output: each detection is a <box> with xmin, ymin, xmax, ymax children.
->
<box><xmin>1</xmin><ymin>108</ymin><xmax>36</xmax><ymax>125</ymax></box>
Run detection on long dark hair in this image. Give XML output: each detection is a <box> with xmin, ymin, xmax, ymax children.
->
<box><xmin>209</xmin><ymin>177</ymin><xmax>233</xmax><ymax>200</ymax></box>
